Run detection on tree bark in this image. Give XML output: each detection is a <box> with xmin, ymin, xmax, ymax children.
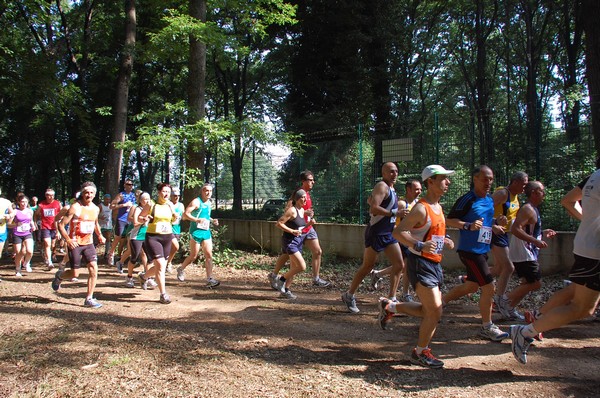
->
<box><xmin>105</xmin><ymin>0</ymin><xmax>136</xmax><ymax>196</ymax></box>
<box><xmin>184</xmin><ymin>0</ymin><xmax>207</xmax><ymax>205</ymax></box>
<box><xmin>582</xmin><ymin>0</ymin><xmax>600</xmax><ymax>157</ymax></box>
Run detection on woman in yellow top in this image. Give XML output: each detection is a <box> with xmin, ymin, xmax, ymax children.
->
<box><xmin>138</xmin><ymin>183</ymin><xmax>176</xmax><ymax>304</ymax></box>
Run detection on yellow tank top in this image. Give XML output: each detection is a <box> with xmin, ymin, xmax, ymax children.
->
<box><xmin>146</xmin><ymin>203</ymin><xmax>173</xmax><ymax>234</ymax></box>
<box><xmin>493</xmin><ymin>187</ymin><xmax>520</xmax><ymax>232</ymax></box>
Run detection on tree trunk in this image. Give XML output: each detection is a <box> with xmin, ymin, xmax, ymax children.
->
<box><xmin>184</xmin><ymin>0</ymin><xmax>207</xmax><ymax>205</ymax></box>
<box><xmin>582</xmin><ymin>0</ymin><xmax>600</xmax><ymax>157</ymax></box>
<box><xmin>105</xmin><ymin>0</ymin><xmax>136</xmax><ymax>196</ymax></box>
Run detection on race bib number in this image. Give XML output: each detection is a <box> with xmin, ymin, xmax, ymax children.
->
<box><xmin>197</xmin><ymin>218</ymin><xmax>210</xmax><ymax>230</ymax></box>
<box><xmin>155</xmin><ymin>221</ymin><xmax>172</xmax><ymax>233</ymax></box>
<box><xmin>431</xmin><ymin>235</ymin><xmax>445</xmax><ymax>254</ymax></box>
<box><xmin>173</xmin><ymin>215</ymin><xmax>182</xmax><ymax>226</ymax></box>
<box><xmin>79</xmin><ymin>221</ymin><xmax>95</xmax><ymax>234</ymax></box>
<box><xmin>17</xmin><ymin>223</ymin><xmax>31</xmax><ymax>233</ymax></box>
<box><xmin>43</xmin><ymin>208</ymin><xmax>55</xmax><ymax>217</ymax></box>
<box><xmin>477</xmin><ymin>226</ymin><xmax>493</xmax><ymax>244</ymax></box>
<box><xmin>390</xmin><ymin>216</ymin><xmax>396</xmax><ymax>224</ymax></box>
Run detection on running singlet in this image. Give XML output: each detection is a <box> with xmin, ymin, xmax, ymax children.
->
<box><xmin>493</xmin><ymin>186</ymin><xmax>520</xmax><ymax>232</ymax></box>
<box><xmin>407</xmin><ymin>199</ymin><xmax>446</xmax><ymax>263</ymax></box>
<box><xmin>171</xmin><ymin>202</ymin><xmax>185</xmax><ymax>235</ymax></box>
<box><xmin>99</xmin><ymin>203</ymin><xmax>113</xmax><ymax>230</ymax></box>
<box><xmin>0</xmin><ymin>198</ymin><xmax>11</xmax><ymax>235</ymax></box>
<box><xmin>509</xmin><ymin>206</ymin><xmax>542</xmax><ymax>262</ymax></box>
<box><xmin>38</xmin><ymin>200</ymin><xmax>62</xmax><ymax>230</ymax></box>
<box><xmin>448</xmin><ymin>190</ymin><xmax>494</xmax><ymax>254</ymax></box>
<box><xmin>117</xmin><ymin>191</ymin><xmax>137</xmax><ymax>222</ymax></box>
<box><xmin>301</xmin><ymin>191</ymin><xmax>313</xmax><ymax>234</ymax></box>
<box><xmin>129</xmin><ymin>206</ymin><xmax>148</xmax><ymax>240</ymax></box>
<box><xmin>395</xmin><ymin>197</ymin><xmax>419</xmax><ymax>227</ymax></box>
<box><xmin>368</xmin><ymin>186</ymin><xmax>398</xmax><ymax>236</ymax></box>
<box><xmin>69</xmin><ymin>203</ymin><xmax>98</xmax><ymax>246</ymax></box>
<box><xmin>283</xmin><ymin>208</ymin><xmax>306</xmax><ymax>239</ymax></box>
<box><xmin>189</xmin><ymin>198</ymin><xmax>212</xmax><ymax>235</ymax></box>
<box><xmin>573</xmin><ymin>169</ymin><xmax>600</xmax><ymax>260</ymax></box>
<box><xmin>146</xmin><ymin>203</ymin><xmax>173</xmax><ymax>234</ymax></box>
<box><xmin>13</xmin><ymin>208</ymin><xmax>34</xmax><ymax>237</ymax></box>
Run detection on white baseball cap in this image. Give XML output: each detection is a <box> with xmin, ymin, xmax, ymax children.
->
<box><xmin>421</xmin><ymin>165</ymin><xmax>455</xmax><ymax>181</ymax></box>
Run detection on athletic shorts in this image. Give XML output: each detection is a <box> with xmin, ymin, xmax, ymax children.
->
<box><xmin>400</xmin><ymin>244</ymin><xmax>410</xmax><ymax>258</ymax></box>
<box><xmin>41</xmin><ymin>229</ymin><xmax>57</xmax><ymax>240</ymax></box>
<box><xmin>100</xmin><ymin>227</ymin><xmax>112</xmax><ymax>234</ymax></box>
<box><xmin>121</xmin><ymin>223</ymin><xmax>133</xmax><ymax>238</ymax></box>
<box><xmin>144</xmin><ymin>233</ymin><xmax>173</xmax><ymax>260</ymax></box>
<box><xmin>13</xmin><ymin>234</ymin><xmax>33</xmax><ymax>245</ymax></box>
<box><xmin>458</xmin><ymin>250</ymin><xmax>494</xmax><ymax>286</ymax></box>
<box><xmin>305</xmin><ymin>228</ymin><xmax>318</xmax><ymax>240</ymax></box>
<box><xmin>568</xmin><ymin>254</ymin><xmax>600</xmax><ymax>292</ymax></box>
<box><xmin>281</xmin><ymin>234</ymin><xmax>304</xmax><ymax>255</ymax></box>
<box><xmin>114</xmin><ymin>220</ymin><xmax>129</xmax><ymax>236</ymax></box>
<box><xmin>191</xmin><ymin>229</ymin><xmax>212</xmax><ymax>243</ymax></box>
<box><xmin>514</xmin><ymin>260</ymin><xmax>541</xmax><ymax>283</ymax></box>
<box><xmin>492</xmin><ymin>232</ymin><xmax>509</xmax><ymax>248</ymax></box>
<box><xmin>173</xmin><ymin>233</ymin><xmax>181</xmax><ymax>241</ymax></box>
<box><xmin>406</xmin><ymin>253</ymin><xmax>443</xmax><ymax>289</ymax></box>
<box><xmin>68</xmin><ymin>243</ymin><xmax>97</xmax><ymax>269</ymax></box>
<box><xmin>364</xmin><ymin>231</ymin><xmax>398</xmax><ymax>253</ymax></box>
<box><xmin>129</xmin><ymin>239</ymin><xmax>146</xmax><ymax>263</ymax></box>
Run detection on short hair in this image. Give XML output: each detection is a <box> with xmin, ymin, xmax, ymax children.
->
<box><xmin>80</xmin><ymin>181</ymin><xmax>97</xmax><ymax>192</ymax></box>
<box><xmin>510</xmin><ymin>171</ymin><xmax>528</xmax><ymax>183</ymax></box>
<box><xmin>299</xmin><ymin>170</ymin><xmax>314</xmax><ymax>181</ymax></box>
<box><xmin>472</xmin><ymin>165</ymin><xmax>491</xmax><ymax>178</ymax></box>
<box><xmin>202</xmin><ymin>183</ymin><xmax>213</xmax><ymax>190</ymax></box>
<box><xmin>156</xmin><ymin>182</ymin><xmax>171</xmax><ymax>192</ymax></box>
<box><xmin>139</xmin><ymin>192</ymin><xmax>151</xmax><ymax>203</ymax></box>
<box><xmin>524</xmin><ymin>181</ymin><xmax>543</xmax><ymax>197</ymax></box>
<box><xmin>45</xmin><ymin>188</ymin><xmax>55</xmax><ymax>195</ymax></box>
<box><xmin>405</xmin><ymin>179</ymin><xmax>420</xmax><ymax>189</ymax></box>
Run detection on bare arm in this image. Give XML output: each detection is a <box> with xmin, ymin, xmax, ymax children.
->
<box><xmin>276</xmin><ymin>207</ymin><xmax>302</xmax><ymax>236</ymax></box>
<box><xmin>369</xmin><ymin>181</ymin><xmax>395</xmax><ymax>217</ymax></box>
<box><xmin>511</xmin><ymin>204</ymin><xmax>546</xmax><ymax>249</ymax></box>
<box><xmin>560</xmin><ymin>186</ymin><xmax>582</xmax><ymax>221</ymax></box>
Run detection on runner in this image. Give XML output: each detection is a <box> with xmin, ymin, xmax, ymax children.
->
<box><xmin>442</xmin><ymin>165</ymin><xmax>509</xmax><ymax>341</ymax></box>
<box><xmin>125</xmin><ymin>192</ymin><xmax>151</xmax><ymax>288</ymax></box>
<box><xmin>379</xmin><ymin>165</ymin><xmax>454</xmax><ymax>368</ymax></box>
<box><xmin>10</xmin><ymin>194</ymin><xmax>36</xmax><ymax>276</ymax></box>
<box><xmin>107</xmin><ymin>179</ymin><xmax>136</xmax><ymax>266</ymax></box>
<box><xmin>36</xmin><ymin>188</ymin><xmax>62</xmax><ymax>268</ymax></box>
<box><xmin>166</xmin><ymin>187</ymin><xmax>185</xmax><ymax>273</ymax></box>
<box><xmin>177</xmin><ymin>183</ymin><xmax>220</xmax><ymax>288</ymax></box>
<box><xmin>0</xmin><ymin>193</ymin><xmax>14</xmax><ymax>262</ymax></box>
<box><xmin>52</xmin><ymin>182</ymin><xmax>106</xmax><ymax>308</ymax></box>
<box><xmin>98</xmin><ymin>193</ymin><xmax>113</xmax><ymax>258</ymax></box>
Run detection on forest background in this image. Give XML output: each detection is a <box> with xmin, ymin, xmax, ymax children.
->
<box><xmin>1</xmin><ymin>0</ymin><xmax>599</xmax><ymax>231</ymax></box>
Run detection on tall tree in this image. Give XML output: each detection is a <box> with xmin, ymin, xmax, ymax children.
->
<box><xmin>582</xmin><ymin>0</ymin><xmax>600</xmax><ymax>156</ymax></box>
<box><xmin>105</xmin><ymin>0</ymin><xmax>137</xmax><ymax>197</ymax></box>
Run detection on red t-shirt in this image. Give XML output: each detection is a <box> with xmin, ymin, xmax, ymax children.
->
<box><xmin>37</xmin><ymin>200</ymin><xmax>62</xmax><ymax>230</ymax></box>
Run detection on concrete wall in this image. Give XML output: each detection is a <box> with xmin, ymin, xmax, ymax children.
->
<box><xmin>220</xmin><ymin>219</ymin><xmax>575</xmax><ymax>276</ymax></box>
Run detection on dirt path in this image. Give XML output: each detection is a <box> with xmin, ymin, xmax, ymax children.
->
<box><xmin>1</xmin><ymin>255</ymin><xmax>599</xmax><ymax>397</ymax></box>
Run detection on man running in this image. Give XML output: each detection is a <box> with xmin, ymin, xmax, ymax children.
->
<box><xmin>107</xmin><ymin>179</ymin><xmax>136</xmax><ymax>266</ymax></box>
<box><xmin>442</xmin><ymin>165</ymin><xmax>509</xmax><ymax>341</ymax></box>
<box><xmin>341</xmin><ymin>162</ymin><xmax>404</xmax><ymax>313</ymax></box>
<box><xmin>36</xmin><ymin>188</ymin><xmax>62</xmax><ymax>269</ymax></box>
<box><xmin>52</xmin><ymin>182</ymin><xmax>105</xmax><ymax>308</ymax></box>
<box><xmin>379</xmin><ymin>165</ymin><xmax>454</xmax><ymax>368</ymax></box>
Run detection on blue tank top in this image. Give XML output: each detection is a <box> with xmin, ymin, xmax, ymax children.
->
<box><xmin>368</xmin><ymin>186</ymin><xmax>398</xmax><ymax>236</ymax></box>
<box><xmin>117</xmin><ymin>191</ymin><xmax>137</xmax><ymax>222</ymax></box>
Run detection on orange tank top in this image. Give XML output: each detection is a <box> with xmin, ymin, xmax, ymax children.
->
<box><xmin>69</xmin><ymin>203</ymin><xmax>97</xmax><ymax>246</ymax></box>
<box><xmin>408</xmin><ymin>199</ymin><xmax>446</xmax><ymax>263</ymax></box>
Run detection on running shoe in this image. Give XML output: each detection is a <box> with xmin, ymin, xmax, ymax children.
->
<box><xmin>206</xmin><ymin>277</ymin><xmax>220</xmax><ymax>288</ymax></box>
<box><xmin>146</xmin><ymin>278</ymin><xmax>158</xmax><ymax>289</ymax></box>
<box><xmin>176</xmin><ymin>266</ymin><xmax>185</xmax><ymax>282</ymax></box>
<box><xmin>478</xmin><ymin>323</ymin><xmax>509</xmax><ymax>341</ymax></box>
<box><xmin>25</xmin><ymin>263</ymin><xmax>32</xmax><ymax>273</ymax></box>
<box><xmin>280</xmin><ymin>289</ymin><xmax>297</xmax><ymax>299</ymax></box>
<box><xmin>70</xmin><ymin>278</ymin><xmax>79</xmax><ymax>282</ymax></box>
<box><xmin>15</xmin><ymin>272</ymin><xmax>22</xmax><ymax>278</ymax></box>
<box><xmin>107</xmin><ymin>254</ymin><xmax>114</xmax><ymax>266</ymax></box>
<box><xmin>457</xmin><ymin>275</ymin><xmax>467</xmax><ymax>284</ymax></box>
<box><xmin>274</xmin><ymin>277</ymin><xmax>286</xmax><ymax>293</ymax></box>
<box><xmin>267</xmin><ymin>272</ymin><xmax>279</xmax><ymax>290</ymax></box>
<box><xmin>312</xmin><ymin>277</ymin><xmax>330</xmax><ymax>287</ymax></box>
<box><xmin>138</xmin><ymin>272</ymin><xmax>149</xmax><ymax>290</ymax></box>
<box><xmin>510</xmin><ymin>325</ymin><xmax>533</xmax><ymax>364</ymax></box>
<box><xmin>378</xmin><ymin>297</ymin><xmax>394</xmax><ymax>330</ymax></box>
<box><xmin>369</xmin><ymin>270</ymin><xmax>383</xmax><ymax>290</ymax></box>
<box><xmin>524</xmin><ymin>310</ymin><xmax>543</xmax><ymax>341</ymax></box>
<box><xmin>342</xmin><ymin>292</ymin><xmax>359</xmax><ymax>313</ymax></box>
<box><xmin>84</xmin><ymin>297</ymin><xmax>103</xmax><ymax>309</ymax></box>
<box><xmin>400</xmin><ymin>294</ymin><xmax>415</xmax><ymax>303</ymax></box>
<box><xmin>125</xmin><ymin>277</ymin><xmax>135</xmax><ymax>288</ymax></box>
<box><xmin>166</xmin><ymin>263</ymin><xmax>173</xmax><ymax>274</ymax></box>
<box><xmin>410</xmin><ymin>348</ymin><xmax>444</xmax><ymax>368</ymax></box>
<box><xmin>159</xmin><ymin>293</ymin><xmax>172</xmax><ymax>304</ymax></box>
<box><xmin>46</xmin><ymin>262</ymin><xmax>55</xmax><ymax>271</ymax></box>
<box><xmin>51</xmin><ymin>270</ymin><xmax>64</xmax><ymax>291</ymax></box>
<box><xmin>116</xmin><ymin>261</ymin><xmax>124</xmax><ymax>274</ymax></box>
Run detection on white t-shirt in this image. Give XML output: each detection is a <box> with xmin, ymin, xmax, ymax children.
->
<box><xmin>573</xmin><ymin>168</ymin><xmax>600</xmax><ymax>260</ymax></box>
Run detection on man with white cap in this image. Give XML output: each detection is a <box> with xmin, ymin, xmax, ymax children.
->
<box><xmin>342</xmin><ymin>162</ymin><xmax>404</xmax><ymax>313</ymax></box>
<box><xmin>442</xmin><ymin>165</ymin><xmax>509</xmax><ymax>341</ymax></box>
<box><xmin>379</xmin><ymin>164</ymin><xmax>454</xmax><ymax>368</ymax></box>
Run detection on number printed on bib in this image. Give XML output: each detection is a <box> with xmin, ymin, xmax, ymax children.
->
<box><xmin>43</xmin><ymin>209</ymin><xmax>55</xmax><ymax>217</ymax></box>
<box><xmin>197</xmin><ymin>218</ymin><xmax>210</xmax><ymax>230</ymax></box>
<box><xmin>79</xmin><ymin>221</ymin><xmax>95</xmax><ymax>234</ymax></box>
<box><xmin>477</xmin><ymin>226</ymin><xmax>493</xmax><ymax>244</ymax></box>
<box><xmin>17</xmin><ymin>223</ymin><xmax>31</xmax><ymax>233</ymax></box>
<box><xmin>431</xmin><ymin>235</ymin><xmax>445</xmax><ymax>254</ymax></box>
<box><xmin>155</xmin><ymin>221</ymin><xmax>172</xmax><ymax>233</ymax></box>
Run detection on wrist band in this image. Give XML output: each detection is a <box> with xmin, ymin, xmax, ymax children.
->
<box><xmin>463</xmin><ymin>222</ymin><xmax>471</xmax><ymax>231</ymax></box>
<box><xmin>413</xmin><ymin>241</ymin><xmax>424</xmax><ymax>252</ymax></box>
